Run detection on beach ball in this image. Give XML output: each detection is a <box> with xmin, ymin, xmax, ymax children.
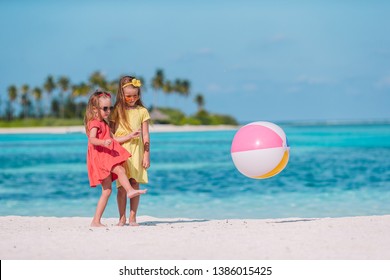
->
<box><xmin>231</xmin><ymin>121</ymin><xmax>290</xmax><ymax>179</ymax></box>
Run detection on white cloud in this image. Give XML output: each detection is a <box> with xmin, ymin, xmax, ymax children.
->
<box><xmin>195</xmin><ymin>48</ymin><xmax>213</xmax><ymax>55</ymax></box>
<box><xmin>268</xmin><ymin>34</ymin><xmax>288</xmax><ymax>44</ymax></box>
<box><xmin>375</xmin><ymin>76</ymin><xmax>390</xmax><ymax>89</ymax></box>
<box><xmin>285</xmin><ymin>74</ymin><xmax>335</xmax><ymax>94</ymax></box>
<box><xmin>206</xmin><ymin>83</ymin><xmax>240</xmax><ymax>95</ymax></box>
<box><xmin>174</xmin><ymin>47</ymin><xmax>215</xmax><ymax>62</ymax></box>
<box><xmin>296</xmin><ymin>75</ymin><xmax>331</xmax><ymax>85</ymax></box>
<box><xmin>206</xmin><ymin>83</ymin><xmax>222</xmax><ymax>92</ymax></box>
<box><xmin>242</xmin><ymin>83</ymin><xmax>258</xmax><ymax>91</ymax></box>
<box><xmin>286</xmin><ymin>86</ymin><xmax>302</xmax><ymax>93</ymax></box>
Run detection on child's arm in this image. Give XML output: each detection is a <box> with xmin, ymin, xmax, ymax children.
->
<box><xmin>89</xmin><ymin>127</ymin><xmax>112</xmax><ymax>147</ymax></box>
<box><xmin>109</xmin><ymin>120</ymin><xmax>117</xmax><ymax>134</ymax></box>
<box><xmin>112</xmin><ymin>130</ymin><xmax>141</xmax><ymax>144</ymax></box>
<box><xmin>142</xmin><ymin>121</ymin><xmax>150</xmax><ymax>169</ymax></box>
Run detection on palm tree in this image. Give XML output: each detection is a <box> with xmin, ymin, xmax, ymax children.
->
<box><xmin>162</xmin><ymin>80</ymin><xmax>174</xmax><ymax>106</ymax></box>
<box><xmin>194</xmin><ymin>93</ymin><xmax>205</xmax><ymax>112</ymax></box>
<box><xmin>151</xmin><ymin>69</ymin><xmax>165</xmax><ymax>109</ymax></box>
<box><xmin>32</xmin><ymin>87</ymin><xmax>43</xmax><ymax>118</ymax></box>
<box><xmin>139</xmin><ymin>76</ymin><xmax>147</xmax><ymax>92</ymax></box>
<box><xmin>72</xmin><ymin>82</ymin><xmax>91</xmax><ymax>98</ymax></box>
<box><xmin>175</xmin><ymin>79</ymin><xmax>191</xmax><ymax>109</ymax></box>
<box><xmin>57</xmin><ymin>76</ymin><xmax>70</xmax><ymax>118</ymax></box>
<box><xmin>172</xmin><ymin>79</ymin><xmax>183</xmax><ymax>100</ymax></box>
<box><xmin>106</xmin><ymin>79</ymin><xmax>118</xmax><ymax>96</ymax></box>
<box><xmin>173</xmin><ymin>79</ymin><xmax>183</xmax><ymax>93</ymax></box>
<box><xmin>7</xmin><ymin>85</ymin><xmax>17</xmax><ymax>120</ymax></box>
<box><xmin>181</xmin><ymin>79</ymin><xmax>191</xmax><ymax>98</ymax></box>
<box><xmin>72</xmin><ymin>82</ymin><xmax>91</xmax><ymax>118</ymax></box>
<box><xmin>44</xmin><ymin>75</ymin><xmax>56</xmax><ymax>116</ymax></box>
<box><xmin>89</xmin><ymin>71</ymin><xmax>107</xmax><ymax>90</ymax></box>
<box><xmin>20</xmin><ymin>84</ymin><xmax>30</xmax><ymax>118</ymax></box>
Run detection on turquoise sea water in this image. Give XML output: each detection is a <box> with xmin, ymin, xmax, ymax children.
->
<box><xmin>1</xmin><ymin>123</ymin><xmax>390</xmax><ymax>219</ymax></box>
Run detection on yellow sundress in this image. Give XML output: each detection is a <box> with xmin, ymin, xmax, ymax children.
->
<box><xmin>114</xmin><ymin>106</ymin><xmax>150</xmax><ymax>185</ymax></box>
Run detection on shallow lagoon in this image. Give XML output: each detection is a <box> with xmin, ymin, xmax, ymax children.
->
<box><xmin>1</xmin><ymin>123</ymin><xmax>390</xmax><ymax>219</ymax></box>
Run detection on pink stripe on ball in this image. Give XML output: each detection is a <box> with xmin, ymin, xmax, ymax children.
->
<box><xmin>231</xmin><ymin>124</ymin><xmax>283</xmax><ymax>153</ymax></box>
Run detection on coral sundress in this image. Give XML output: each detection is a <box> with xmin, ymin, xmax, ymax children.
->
<box><xmin>86</xmin><ymin>119</ymin><xmax>131</xmax><ymax>187</ymax></box>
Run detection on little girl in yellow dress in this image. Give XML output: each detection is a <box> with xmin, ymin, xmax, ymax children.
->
<box><xmin>111</xmin><ymin>76</ymin><xmax>151</xmax><ymax>226</ymax></box>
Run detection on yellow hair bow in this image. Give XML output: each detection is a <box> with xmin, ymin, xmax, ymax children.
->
<box><xmin>122</xmin><ymin>78</ymin><xmax>142</xmax><ymax>88</ymax></box>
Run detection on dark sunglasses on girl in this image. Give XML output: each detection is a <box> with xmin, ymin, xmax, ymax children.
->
<box><xmin>100</xmin><ymin>106</ymin><xmax>114</xmax><ymax>112</ymax></box>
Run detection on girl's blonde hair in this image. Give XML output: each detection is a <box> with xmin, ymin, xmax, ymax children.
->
<box><xmin>111</xmin><ymin>76</ymin><xmax>145</xmax><ymax>132</ymax></box>
<box><xmin>84</xmin><ymin>90</ymin><xmax>111</xmax><ymax>134</ymax></box>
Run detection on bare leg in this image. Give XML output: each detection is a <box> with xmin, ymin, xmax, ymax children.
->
<box><xmin>91</xmin><ymin>177</ymin><xmax>112</xmax><ymax>227</ymax></box>
<box><xmin>129</xmin><ymin>178</ymin><xmax>140</xmax><ymax>226</ymax></box>
<box><xmin>117</xmin><ymin>186</ymin><xmax>127</xmax><ymax>226</ymax></box>
<box><xmin>112</xmin><ymin>165</ymin><xmax>147</xmax><ymax>198</ymax></box>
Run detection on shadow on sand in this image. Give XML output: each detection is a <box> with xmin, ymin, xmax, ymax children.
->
<box><xmin>139</xmin><ymin>219</ymin><xmax>209</xmax><ymax>226</ymax></box>
<box><xmin>270</xmin><ymin>218</ymin><xmax>318</xmax><ymax>223</ymax></box>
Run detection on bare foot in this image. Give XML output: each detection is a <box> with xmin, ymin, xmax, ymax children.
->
<box><xmin>116</xmin><ymin>217</ymin><xmax>126</xmax><ymax>226</ymax></box>
<box><xmin>90</xmin><ymin>221</ymin><xmax>106</xmax><ymax>227</ymax></box>
<box><xmin>129</xmin><ymin>221</ymin><xmax>139</xmax><ymax>226</ymax></box>
<box><xmin>127</xmin><ymin>189</ymin><xmax>147</xmax><ymax>199</ymax></box>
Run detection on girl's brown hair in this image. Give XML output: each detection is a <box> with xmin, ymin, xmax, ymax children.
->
<box><xmin>84</xmin><ymin>90</ymin><xmax>111</xmax><ymax>134</ymax></box>
<box><xmin>110</xmin><ymin>76</ymin><xmax>145</xmax><ymax>132</ymax></box>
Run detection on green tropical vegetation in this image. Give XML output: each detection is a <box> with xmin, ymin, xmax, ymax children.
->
<box><xmin>0</xmin><ymin>69</ymin><xmax>237</xmax><ymax>127</ymax></box>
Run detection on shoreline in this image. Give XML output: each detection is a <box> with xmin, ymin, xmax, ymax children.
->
<box><xmin>0</xmin><ymin>124</ymin><xmax>238</xmax><ymax>134</ymax></box>
<box><xmin>1</xmin><ymin>214</ymin><xmax>389</xmax><ymax>260</ymax></box>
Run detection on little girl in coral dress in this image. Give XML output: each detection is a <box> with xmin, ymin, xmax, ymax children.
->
<box><xmin>84</xmin><ymin>90</ymin><xmax>147</xmax><ymax>227</ymax></box>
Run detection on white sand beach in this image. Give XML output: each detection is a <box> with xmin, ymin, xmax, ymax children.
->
<box><xmin>1</xmin><ymin>215</ymin><xmax>389</xmax><ymax>260</ymax></box>
<box><xmin>0</xmin><ymin>124</ymin><xmax>237</xmax><ymax>134</ymax></box>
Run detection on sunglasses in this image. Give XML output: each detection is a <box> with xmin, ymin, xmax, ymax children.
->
<box><xmin>96</xmin><ymin>91</ymin><xmax>111</xmax><ymax>98</ymax></box>
<box><xmin>100</xmin><ymin>106</ymin><xmax>114</xmax><ymax>112</ymax></box>
<box><xmin>125</xmin><ymin>95</ymin><xmax>139</xmax><ymax>101</ymax></box>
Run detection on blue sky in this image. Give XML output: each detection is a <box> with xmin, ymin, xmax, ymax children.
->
<box><xmin>1</xmin><ymin>0</ymin><xmax>389</xmax><ymax>122</ymax></box>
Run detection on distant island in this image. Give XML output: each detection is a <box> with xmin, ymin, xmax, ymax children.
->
<box><xmin>0</xmin><ymin>69</ymin><xmax>238</xmax><ymax>127</ymax></box>
<box><xmin>150</xmin><ymin>107</ymin><xmax>237</xmax><ymax>126</ymax></box>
